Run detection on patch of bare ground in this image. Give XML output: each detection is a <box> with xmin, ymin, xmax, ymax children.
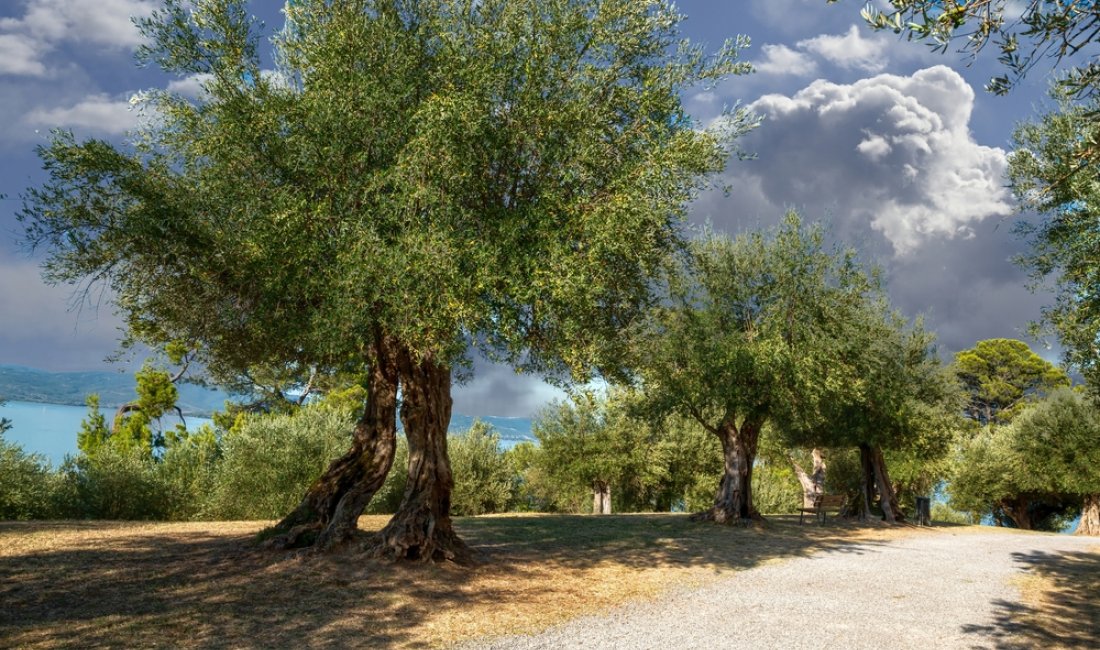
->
<box><xmin>0</xmin><ymin>514</ymin><xmax>922</xmax><ymax>649</ymax></box>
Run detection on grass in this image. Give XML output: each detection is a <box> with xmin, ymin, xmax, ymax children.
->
<box><xmin>1</xmin><ymin>513</ymin><xmax>925</xmax><ymax>649</ymax></box>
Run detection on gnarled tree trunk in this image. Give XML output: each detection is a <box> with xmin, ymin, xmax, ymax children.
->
<box><xmin>694</xmin><ymin>418</ymin><xmax>762</xmax><ymax>524</ymax></box>
<box><xmin>592</xmin><ymin>481</ymin><xmax>612</xmax><ymax>514</ymax></box>
<box><xmin>367</xmin><ymin>352</ymin><xmax>471</xmax><ymax>564</ymax></box>
<box><xmin>852</xmin><ymin>443</ymin><xmax>903</xmax><ymax>523</ymax></box>
<box><xmin>999</xmin><ymin>495</ymin><xmax>1035</xmax><ymax>530</ymax></box>
<box><xmin>1076</xmin><ymin>494</ymin><xmax>1100</xmax><ymax>536</ymax></box>
<box><xmin>790</xmin><ymin>448</ymin><xmax>827</xmax><ymax>509</ymax></box>
<box><xmin>266</xmin><ymin>334</ymin><xmax>400</xmax><ymax>550</ymax></box>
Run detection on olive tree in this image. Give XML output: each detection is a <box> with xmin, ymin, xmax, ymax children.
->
<box><xmin>21</xmin><ymin>0</ymin><xmax>755</xmax><ymax>560</ymax></box>
<box><xmin>632</xmin><ymin>214</ymin><xmax>877</xmax><ymax>524</ymax></box>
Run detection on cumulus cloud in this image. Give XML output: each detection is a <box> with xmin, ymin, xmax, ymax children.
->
<box><xmin>724</xmin><ymin>65</ymin><xmax>1012</xmax><ymax>255</ymax></box>
<box><xmin>0</xmin><ymin>0</ymin><xmax>155</xmax><ymax>77</ymax></box>
<box><xmin>797</xmin><ymin>25</ymin><xmax>889</xmax><ymax>72</ymax></box>
<box><xmin>0</xmin><ymin>33</ymin><xmax>47</xmax><ymax>76</ymax></box>
<box><xmin>166</xmin><ymin>73</ymin><xmax>213</xmax><ymax>99</ymax></box>
<box><xmin>23</xmin><ymin>94</ymin><xmax>140</xmax><ymax>135</ymax></box>
<box><xmin>754</xmin><ymin>44</ymin><xmax>818</xmax><ymax>76</ymax></box>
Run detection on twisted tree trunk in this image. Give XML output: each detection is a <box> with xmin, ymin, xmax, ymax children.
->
<box><xmin>367</xmin><ymin>351</ymin><xmax>471</xmax><ymax>564</ymax></box>
<box><xmin>266</xmin><ymin>334</ymin><xmax>400</xmax><ymax>550</ymax></box>
<box><xmin>1076</xmin><ymin>494</ymin><xmax>1100</xmax><ymax>536</ymax></box>
<box><xmin>853</xmin><ymin>443</ymin><xmax>903</xmax><ymax>523</ymax></box>
<box><xmin>694</xmin><ymin>418</ymin><xmax>762</xmax><ymax>524</ymax></box>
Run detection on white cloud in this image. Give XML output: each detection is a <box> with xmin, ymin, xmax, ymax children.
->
<box><xmin>0</xmin><ymin>33</ymin><xmax>48</xmax><ymax>76</ymax></box>
<box><xmin>754</xmin><ymin>44</ymin><xmax>818</xmax><ymax>77</ymax></box>
<box><xmin>0</xmin><ymin>0</ymin><xmax>155</xmax><ymax>77</ymax></box>
<box><xmin>166</xmin><ymin>73</ymin><xmax>213</xmax><ymax>99</ymax></box>
<box><xmin>725</xmin><ymin>66</ymin><xmax>1012</xmax><ymax>255</ymax></box>
<box><xmin>24</xmin><ymin>94</ymin><xmax>139</xmax><ymax>135</ymax></box>
<box><xmin>797</xmin><ymin>25</ymin><xmax>889</xmax><ymax>72</ymax></box>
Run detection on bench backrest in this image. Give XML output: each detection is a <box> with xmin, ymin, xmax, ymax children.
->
<box><xmin>815</xmin><ymin>494</ymin><xmax>846</xmax><ymax>508</ymax></box>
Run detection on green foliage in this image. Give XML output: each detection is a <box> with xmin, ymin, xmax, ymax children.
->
<box><xmin>930</xmin><ymin>502</ymin><xmax>974</xmax><ymax>525</ymax></box>
<box><xmin>949</xmin><ymin>389</ymin><xmax>1099</xmax><ymax>530</ymax></box>
<box><xmin>953</xmin><ymin>338</ymin><xmax>1070</xmax><ymax>424</ymax></box>
<box><xmin>531</xmin><ymin>389</ymin><xmax>654</xmax><ymax>512</ymax></box>
<box><xmin>635</xmin><ymin>213</ymin><xmax>877</xmax><ymax>440</ymax></box>
<box><xmin>77</xmin><ymin>394</ymin><xmax>111</xmax><ymax>456</ymax></box>
<box><xmin>21</xmin><ymin>0</ymin><xmax>755</xmax><ymax>390</ymax></box>
<box><xmin>750</xmin><ymin>458</ymin><xmax>802</xmax><ymax>515</ymax></box>
<box><xmin>1011</xmin><ymin>388</ymin><xmax>1100</xmax><ymax>497</ymax></box>
<box><xmin>0</xmin><ymin>433</ymin><xmax>63</xmax><ymax>520</ymax></box>
<box><xmin>449</xmin><ymin>421</ymin><xmax>516</xmax><ymax>516</ymax></box>
<box><xmin>61</xmin><ymin>446</ymin><xmax>169</xmax><ymax>520</ymax></box>
<box><xmin>204</xmin><ymin>407</ymin><xmax>353</xmax><ymax>520</ymax></box>
<box><xmin>157</xmin><ymin>425</ymin><xmax>221</xmax><ymax>520</ymax></box>
<box><xmin>1009</xmin><ymin>98</ymin><xmax>1100</xmax><ymax>390</ymax></box>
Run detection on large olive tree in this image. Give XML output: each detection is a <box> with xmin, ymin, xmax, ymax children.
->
<box><xmin>21</xmin><ymin>0</ymin><xmax>755</xmax><ymax>560</ymax></box>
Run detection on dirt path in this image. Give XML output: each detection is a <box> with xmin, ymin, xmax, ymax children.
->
<box><xmin>466</xmin><ymin>529</ymin><xmax>1098</xmax><ymax>649</ymax></box>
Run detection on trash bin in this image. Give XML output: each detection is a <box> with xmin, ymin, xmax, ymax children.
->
<box><xmin>915</xmin><ymin>496</ymin><xmax>931</xmax><ymax>526</ymax></box>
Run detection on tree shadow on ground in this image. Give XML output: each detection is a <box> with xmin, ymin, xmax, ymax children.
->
<box><xmin>960</xmin><ymin>546</ymin><xmax>1100</xmax><ymax>649</ymax></box>
<box><xmin>0</xmin><ymin>514</ymin><xmax>901</xmax><ymax>649</ymax></box>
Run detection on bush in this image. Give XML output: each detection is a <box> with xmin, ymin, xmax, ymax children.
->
<box><xmin>751</xmin><ymin>458</ymin><xmax>802</xmax><ymax>514</ymax></box>
<box><xmin>60</xmin><ymin>445</ymin><xmax>169</xmax><ymax>519</ymax></box>
<box><xmin>450</xmin><ymin>421</ymin><xmax>515</xmax><ymax>516</ymax></box>
<box><xmin>204</xmin><ymin>407</ymin><xmax>353</xmax><ymax>520</ymax></box>
<box><xmin>0</xmin><ymin>434</ymin><xmax>64</xmax><ymax>519</ymax></box>
<box><xmin>158</xmin><ymin>426</ymin><xmax>221</xmax><ymax>520</ymax></box>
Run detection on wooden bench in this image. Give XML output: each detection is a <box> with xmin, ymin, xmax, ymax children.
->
<box><xmin>799</xmin><ymin>494</ymin><xmax>845</xmax><ymax>525</ymax></box>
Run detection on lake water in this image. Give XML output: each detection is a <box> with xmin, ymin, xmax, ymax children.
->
<box><xmin>1</xmin><ymin>401</ymin><xmax>212</xmax><ymax>466</ymax></box>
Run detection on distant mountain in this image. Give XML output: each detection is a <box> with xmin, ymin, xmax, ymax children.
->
<box><xmin>0</xmin><ymin>365</ymin><xmax>229</xmax><ymax>416</ymax></box>
<box><xmin>0</xmin><ymin>365</ymin><xmax>536</xmax><ymax>440</ymax></box>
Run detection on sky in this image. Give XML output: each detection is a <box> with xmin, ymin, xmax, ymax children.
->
<box><xmin>0</xmin><ymin>0</ymin><xmax>1066</xmax><ymax>417</ymax></box>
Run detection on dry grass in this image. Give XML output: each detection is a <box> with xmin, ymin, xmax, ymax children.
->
<box><xmin>2</xmin><ymin>513</ymin><xmax>926</xmax><ymax>649</ymax></box>
<box><xmin>980</xmin><ymin>543</ymin><xmax>1100</xmax><ymax>649</ymax></box>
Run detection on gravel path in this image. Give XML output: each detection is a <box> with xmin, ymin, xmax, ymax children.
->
<box><xmin>465</xmin><ymin>530</ymin><xmax>1097</xmax><ymax>650</ymax></box>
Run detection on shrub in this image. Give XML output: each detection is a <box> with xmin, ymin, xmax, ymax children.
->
<box><xmin>0</xmin><ymin>434</ymin><xmax>63</xmax><ymax>520</ymax></box>
<box><xmin>61</xmin><ymin>445</ymin><xmax>169</xmax><ymax>520</ymax></box>
<box><xmin>204</xmin><ymin>407</ymin><xmax>353</xmax><ymax>520</ymax></box>
<box><xmin>450</xmin><ymin>421</ymin><xmax>515</xmax><ymax>516</ymax></box>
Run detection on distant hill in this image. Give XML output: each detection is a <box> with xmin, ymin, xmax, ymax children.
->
<box><xmin>0</xmin><ymin>365</ymin><xmax>536</xmax><ymax>441</ymax></box>
<box><xmin>0</xmin><ymin>365</ymin><xmax>229</xmax><ymax>416</ymax></box>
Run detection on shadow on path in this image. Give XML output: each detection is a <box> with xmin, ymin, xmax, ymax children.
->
<box><xmin>960</xmin><ymin>545</ymin><xmax>1100</xmax><ymax>649</ymax></box>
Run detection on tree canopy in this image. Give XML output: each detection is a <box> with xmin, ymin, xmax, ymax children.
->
<box><xmin>952</xmin><ymin>338</ymin><xmax>1070</xmax><ymax>424</ymax></box>
<box><xmin>1009</xmin><ymin>100</ymin><xmax>1100</xmax><ymax>390</ymax></box>
<box><xmin>632</xmin><ymin>213</ymin><xmax>879</xmax><ymax>523</ymax></box>
<box><xmin>20</xmin><ymin>0</ymin><xmax>755</xmax><ymax>558</ymax></box>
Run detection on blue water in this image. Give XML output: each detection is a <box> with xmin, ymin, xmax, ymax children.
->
<box><xmin>1</xmin><ymin>401</ymin><xmax>535</xmax><ymax>465</ymax></box>
<box><xmin>1</xmin><ymin>401</ymin><xmax>212</xmax><ymax>466</ymax></box>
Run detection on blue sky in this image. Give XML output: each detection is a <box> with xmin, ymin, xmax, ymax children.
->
<box><xmin>0</xmin><ymin>0</ymin><xmax>1064</xmax><ymax>416</ymax></box>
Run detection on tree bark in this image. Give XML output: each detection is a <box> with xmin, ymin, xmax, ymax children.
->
<box><xmin>850</xmin><ymin>443</ymin><xmax>903</xmax><ymax>523</ymax></box>
<box><xmin>999</xmin><ymin>495</ymin><xmax>1035</xmax><ymax>530</ymax></box>
<box><xmin>1076</xmin><ymin>494</ymin><xmax>1100</xmax><ymax>536</ymax></box>
<box><xmin>868</xmin><ymin>444</ymin><xmax>903</xmax><ymax>523</ymax></box>
<box><xmin>790</xmin><ymin>448</ymin><xmax>827</xmax><ymax>509</ymax></box>
<box><xmin>265</xmin><ymin>334</ymin><xmax>400</xmax><ymax>550</ymax></box>
<box><xmin>592</xmin><ymin>481</ymin><xmax>612</xmax><ymax>514</ymax></box>
<box><xmin>367</xmin><ymin>352</ymin><xmax>471</xmax><ymax>564</ymax></box>
<box><xmin>694</xmin><ymin>418</ymin><xmax>762</xmax><ymax>524</ymax></box>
